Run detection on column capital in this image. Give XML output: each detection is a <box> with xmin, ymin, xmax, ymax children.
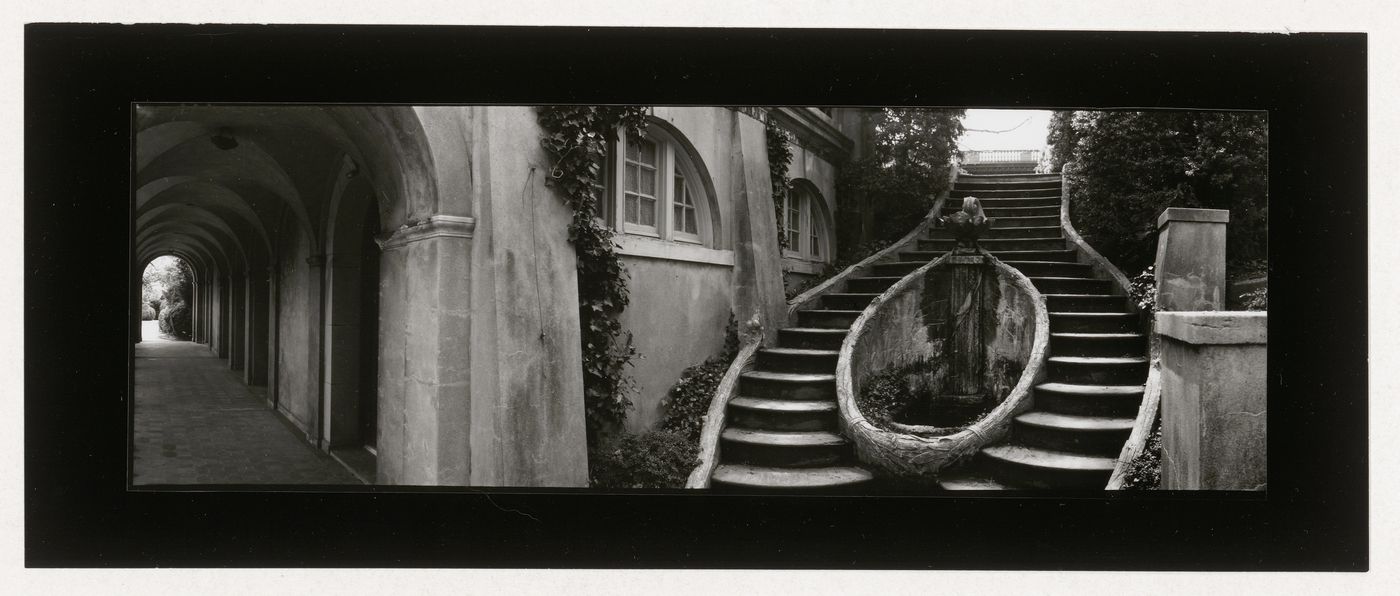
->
<box><xmin>376</xmin><ymin>215</ymin><xmax>476</xmax><ymax>251</ymax></box>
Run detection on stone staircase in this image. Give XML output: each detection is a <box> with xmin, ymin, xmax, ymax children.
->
<box><xmin>709</xmin><ymin>171</ymin><xmax>1145</xmax><ymax>491</ymax></box>
<box><xmin>932</xmin><ymin>173</ymin><xmax>1148</xmax><ymax>489</ymax></box>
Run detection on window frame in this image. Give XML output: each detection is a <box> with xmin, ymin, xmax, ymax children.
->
<box><xmin>782</xmin><ymin>185</ymin><xmax>830</xmax><ymax>263</ymax></box>
<box><xmin>610</xmin><ymin>125</ymin><xmax>711</xmax><ymax>246</ymax></box>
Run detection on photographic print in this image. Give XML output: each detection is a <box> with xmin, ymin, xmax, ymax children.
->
<box><xmin>131</xmin><ymin>105</ymin><xmax>1267</xmax><ymax>492</ymax></box>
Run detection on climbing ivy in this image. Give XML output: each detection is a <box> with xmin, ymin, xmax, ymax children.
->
<box><xmin>765</xmin><ymin>116</ymin><xmax>794</xmax><ymax>250</ymax></box>
<box><xmin>537</xmin><ymin>106</ymin><xmax>650</xmax><ymax>446</ymax></box>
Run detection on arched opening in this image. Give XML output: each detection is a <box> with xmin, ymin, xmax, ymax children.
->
<box><xmin>321</xmin><ymin>162</ymin><xmax>385</xmax><ymax>475</ymax></box>
<box><xmin>139</xmin><ymin>255</ymin><xmax>195</xmax><ymax>342</ymax></box>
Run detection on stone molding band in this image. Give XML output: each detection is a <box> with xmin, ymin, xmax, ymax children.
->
<box><xmin>375</xmin><ymin>215</ymin><xmax>476</xmax><ymax>251</ymax></box>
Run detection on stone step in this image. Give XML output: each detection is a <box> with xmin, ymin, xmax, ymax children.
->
<box><xmin>953</xmin><ymin>179</ymin><xmax>1062</xmax><ymax>192</ymax></box>
<box><xmin>971</xmin><ymin>226</ymin><xmax>1064</xmax><ymax>240</ymax></box>
<box><xmin>719</xmin><ymin>428</ymin><xmax>852</xmax><ymax>468</ymax></box>
<box><xmin>870</xmin><ymin>261</ymin><xmax>924</xmax><ymax>277</ymax></box>
<box><xmin>755</xmin><ymin>347</ymin><xmax>839</xmax><ymax>374</ymax></box>
<box><xmin>985</xmin><ymin>215</ymin><xmax>1060</xmax><ymax>229</ymax></box>
<box><xmin>1031</xmin><ymin>276</ymin><xmax>1113</xmax><ymax>295</ymax></box>
<box><xmin>961</xmin><ymin>164</ymin><xmax>1040</xmax><ymax>175</ymax></box>
<box><xmin>1049</xmin><ymin>312</ymin><xmax>1140</xmax><ymax>333</ymax></box>
<box><xmin>797</xmin><ymin>309</ymin><xmax>863</xmax><ymax>329</ymax></box>
<box><xmin>727</xmin><ymin>396</ymin><xmax>839</xmax><ymax>432</ymax></box>
<box><xmin>1044</xmin><ymin>294</ymin><xmax>1128</xmax><ymax>313</ymax></box>
<box><xmin>1003</xmin><ymin>261</ymin><xmax>1094</xmax><ymax>278</ymax></box>
<box><xmin>958</xmin><ymin>196</ymin><xmax>1061</xmax><ymax>208</ymax></box>
<box><xmin>711</xmin><ymin>463</ymin><xmax>874</xmax><ymax>490</ymax></box>
<box><xmin>739</xmin><ymin>371</ymin><xmax>837</xmax><ymax>401</ymax></box>
<box><xmin>845</xmin><ymin>276</ymin><xmax>903</xmax><ymax>294</ymax></box>
<box><xmin>936</xmin><ymin>469</ymin><xmax>1021</xmax><ymax>490</ymax></box>
<box><xmin>972</xmin><ymin>205</ymin><xmax>1062</xmax><ymax>218</ymax></box>
<box><xmin>1013</xmin><ymin>411</ymin><xmax>1135</xmax><ymax>456</ymax></box>
<box><xmin>989</xmin><ymin>249</ymin><xmax>1080</xmax><ymax>262</ymax></box>
<box><xmin>1047</xmin><ymin>356</ymin><xmax>1150</xmax><ymax>385</ymax></box>
<box><xmin>959</xmin><ymin>173</ymin><xmax>1061</xmax><ymax>183</ymax></box>
<box><xmin>947</xmin><ymin>188</ymin><xmax>1061</xmax><ymax>199</ymax></box>
<box><xmin>821</xmin><ymin>292</ymin><xmax>881</xmax><ymax>311</ymax></box>
<box><xmin>777</xmin><ymin>327</ymin><xmax>849</xmax><ymax>350</ymax></box>
<box><xmin>1050</xmin><ymin>332</ymin><xmax>1147</xmax><ymax>357</ymax></box>
<box><xmin>982</xmin><ymin>444</ymin><xmax>1116</xmax><ymax>489</ymax></box>
<box><xmin>1033</xmin><ymin>382</ymin><xmax>1146</xmax><ymax>417</ymax></box>
<box><xmin>918</xmin><ymin>237</ymin><xmax>1066</xmax><ymax>252</ymax></box>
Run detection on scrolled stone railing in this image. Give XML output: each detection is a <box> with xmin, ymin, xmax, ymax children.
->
<box><xmin>834</xmin><ymin>251</ymin><xmax>1050</xmax><ymax>479</ymax></box>
<box><xmin>1058</xmin><ymin>163</ymin><xmax>1162</xmax><ymax>489</ymax></box>
<box><xmin>685</xmin><ymin>338</ymin><xmax>762</xmax><ymax>488</ymax></box>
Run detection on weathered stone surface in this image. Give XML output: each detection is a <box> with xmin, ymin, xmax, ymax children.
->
<box><xmin>835</xmin><ymin>253</ymin><xmax>1049</xmax><ymax>478</ymax></box>
<box><xmin>1157</xmin><ymin>311</ymin><xmax>1267</xmax><ymax>490</ymax></box>
<box><xmin>1155</xmin><ymin>208</ymin><xmax>1229</xmax><ymax>312</ymax></box>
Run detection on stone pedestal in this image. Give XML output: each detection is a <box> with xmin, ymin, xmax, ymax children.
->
<box><xmin>1155</xmin><ymin>208</ymin><xmax>1229</xmax><ymax>311</ymax></box>
<box><xmin>1157</xmin><ymin>311</ymin><xmax>1267</xmax><ymax>490</ymax></box>
<box><xmin>946</xmin><ymin>254</ymin><xmax>989</xmax><ymax>395</ymax></box>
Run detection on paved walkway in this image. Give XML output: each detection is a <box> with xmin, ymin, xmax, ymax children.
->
<box><xmin>133</xmin><ymin>321</ymin><xmax>362</xmax><ymax>485</ymax></box>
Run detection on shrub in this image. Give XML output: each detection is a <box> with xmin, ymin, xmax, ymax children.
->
<box><xmin>856</xmin><ymin>364</ymin><xmax>923</xmax><ymax>429</ymax></box>
<box><xmin>1049</xmin><ymin>110</ymin><xmax>1268</xmax><ymax>274</ymax></box>
<box><xmin>141</xmin><ymin>303</ymin><xmax>157</xmax><ymax>321</ymax></box>
<box><xmin>159</xmin><ymin>300</ymin><xmax>191</xmax><ymax>340</ymax></box>
<box><xmin>588</xmin><ymin>430</ymin><xmax>699</xmax><ymax>489</ymax></box>
<box><xmin>658</xmin><ymin>316</ymin><xmax>739</xmax><ymax>442</ymax></box>
<box><xmin>835</xmin><ymin>109</ymin><xmax>965</xmax><ymax>258</ymax></box>
<box><xmin>1128</xmin><ymin>266</ymin><xmax>1157</xmax><ymax>311</ymax></box>
<box><xmin>1240</xmin><ymin>287</ymin><xmax>1268</xmax><ymax>311</ymax></box>
<box><xmin>1120</xmin><ymin>423</ymin><xmax>1162</xmax><ymax>490</ymax></box>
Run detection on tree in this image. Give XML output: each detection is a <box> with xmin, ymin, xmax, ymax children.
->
<box><xmin>1047</xmin><ymin>110</ymin><xmax>1267</xmax><ymax>273</ymax></box>
<box><xmin>836</xmin><ymin>108</ymin><xmax>966</xmax><ymax>258</ymax></box>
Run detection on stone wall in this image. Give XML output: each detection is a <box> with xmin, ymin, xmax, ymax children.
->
<box><xmin>1157</xmin><ymin>311</ymin><xmax>1267</xmax><ymax>490</ymax></box>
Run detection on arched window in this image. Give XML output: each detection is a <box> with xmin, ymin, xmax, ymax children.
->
<box><xmin>783</xmin><ymin>183</ymin><xmax>831</xmax><ymax>263</ymax></box>
<box><xmin>610</xmin><ymin>123</ymin><xmax>715</xmax><ymax>246</ymax></box>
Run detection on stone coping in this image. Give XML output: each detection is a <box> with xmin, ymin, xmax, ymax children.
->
<box><xmin>1157</xmin><ymin>207</ymin><xmax>1230</xmax><ymax>229</ymax></box>
<box><xmin>1156</xmin><ymin>311</ymin><xmax>1267</xmax><ymax>345</ymax></box>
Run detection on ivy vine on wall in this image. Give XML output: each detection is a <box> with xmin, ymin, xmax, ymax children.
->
<box><xmin>765</xmin><ymin>116</ymin><xmax>795</xmax><ymax>251</ymax></box>
<box><xmin>537</xmin><ymin>106</ymin><xmax>650</xmax><ymax>447</ymax></box>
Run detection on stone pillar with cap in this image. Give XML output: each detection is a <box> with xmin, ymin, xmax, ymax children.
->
<box><xmin>1154</xmin><ymin>207</ymin><xmax>1229</xmax><ymax>312</ymax></box>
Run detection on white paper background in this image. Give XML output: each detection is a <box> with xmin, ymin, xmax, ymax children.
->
<box><xmin>2</xmin><ymin>2</ymin><xmax>1395</xmax><ymax>594</ymax></box>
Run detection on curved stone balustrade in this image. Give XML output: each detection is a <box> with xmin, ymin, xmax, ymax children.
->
<box><xmin>835</xmin><ymin>250</ymin><xmax>1050</xmax><ymax>480</ymax></box>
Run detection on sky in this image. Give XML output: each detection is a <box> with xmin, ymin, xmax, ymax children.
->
<box><xmin>956</xmin><ymin>109</ymin><xmax>1054</xmax><ymax>152</ymax></box>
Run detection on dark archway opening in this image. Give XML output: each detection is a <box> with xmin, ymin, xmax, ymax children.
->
<box><xmin>357</xmin><ymin>199</ymin><xmax>381</xmax><ymax>451</ymax></box>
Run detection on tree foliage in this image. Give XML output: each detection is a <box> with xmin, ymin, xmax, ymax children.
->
<box><xmin>835</xmin><ymin>108</ymin><xmax>965</xmax><ymax>260</ymax></box>
<box><xmin>143</xmin><ymin>256</ymin><xmax>193</xmax><ymax>338</ymax></box>
<box><xmin>1048</xmin><ymin>110</ymin><xmax>1268</xmax><ymax>273</ymax></box>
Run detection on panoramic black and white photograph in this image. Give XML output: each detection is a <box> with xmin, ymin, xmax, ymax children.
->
<box><xmin>22</xmin><ymin>17</ymin><xmax>1374</xmax><ymax>584</ymax></box>
<box><xmin>130</xmin><ymin>105</ymin><xmax>1268</xmax><ymax>491</ymax></box>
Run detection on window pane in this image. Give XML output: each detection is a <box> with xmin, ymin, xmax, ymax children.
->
<box><xmin>685</xmin><ymin>209</ymin><xmax>697</xmax><ymax>234</ymax></box>
<box><xmin>639</xmin><ymin>139</ymin><xmax>657</xmax><ymax>165</ymax></box>
<box><xmin>640</xmin><ymin>167</ymin><xmax>656</xmax><ymax>196</ymax></box>
<box><xmin>627</xmin><ymin>141</ymin><xmax>639</xmax><ymax>161</ymax></box>
<box><xmin>673</xmin><ymin>203</ymin><xmax>684</xmax><ymax>229</ymax></box>
<box><xmin>625</xmin><ymin>194</ymin><xmax>639</xmax><ymax>224</ymax></box>
<box><xmin>625</xmin><ymin>164</ymin><xmax>638</xmax><ymax>193</ymax></box>
<box><xmin>639</xmin><ymin>196</ymin><xmax>656</xmax><ymax>226</ymax></box>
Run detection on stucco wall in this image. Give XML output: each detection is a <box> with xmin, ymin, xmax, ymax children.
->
<box><xmin>618</xmin><ymin>256</ymin><xmax>734</xmax><ymax>432</ymax></box>
<box><xmin>274</xmin><ymin>222</ymin><xmax>315</xmax><ymax>432</ymax></box>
